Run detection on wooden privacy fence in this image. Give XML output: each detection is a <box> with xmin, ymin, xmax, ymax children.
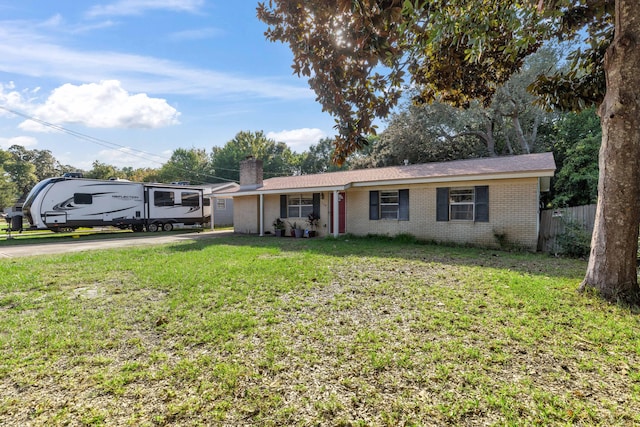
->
<box><xmin>538</xmin><ymin>204</ymin><xmax>596</xmax><ymax>253</ymax></box>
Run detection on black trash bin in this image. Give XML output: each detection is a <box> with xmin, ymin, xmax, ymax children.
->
<box><xmin>9</xmin><ymin>214</ymin><xmax>23</xmax><ymax>232</ymax></box>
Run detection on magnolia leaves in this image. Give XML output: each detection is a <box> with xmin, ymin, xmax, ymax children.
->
<box><xmin>258</xmin><ymin>1</ymin><xmax>610</xmax><ymax>163</ymax></box>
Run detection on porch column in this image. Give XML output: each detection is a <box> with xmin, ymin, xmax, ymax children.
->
<box><xmin>259</xmin><ymin>194</ymin><xmax>264</xmax><ymax>236</ymax></box>
<box><xmin>332</xmin><ymin>190</ymin><xmax>339</xmax><ymax>238</ymax></box>
<box><xmin>214</xmin><ymin>196</ymin><xmax>216</xmax><ymax>231</ymax></box>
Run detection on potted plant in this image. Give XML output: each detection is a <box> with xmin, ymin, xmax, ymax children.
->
<box><xmin>288</xmin><ymin>221</ymin><xmax>304</xmax><ymax>238</ymax></box>
<box><xmin>272</xmin><ymin>218</ymin><xmax>286</xmax><ymax>237</ymax></box>
<box><xmin>306</xmin><ymin>212</ymin><xmax>319</xmax><ymax>237</ymax></box>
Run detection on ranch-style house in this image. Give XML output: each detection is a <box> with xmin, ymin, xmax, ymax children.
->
<box><xmin>219</xmin><ymin>153</ymin><xmax>556</xmax><ymax>250</ymax></box>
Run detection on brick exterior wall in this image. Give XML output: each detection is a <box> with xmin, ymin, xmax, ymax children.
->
<box><xmin>233</xmin><ymin>177</ymin><xmax>542</xmax><ymax>250</ymax></box>
<box><xmin>347</xmin><ymin>178</ymin><xmax>540</xmax><ymax>249</ymax></box>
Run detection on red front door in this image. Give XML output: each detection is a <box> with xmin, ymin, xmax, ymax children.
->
<box><xmin>330</xmin><ymin>192</ymin><xmax>346</xmax><ymax>234</ymax></box>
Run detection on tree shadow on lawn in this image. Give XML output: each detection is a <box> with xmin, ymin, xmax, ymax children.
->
<box><xmin>167</xmin><ymin>233</ymin><xmax>586</xmax><ymax>281</ymax></box>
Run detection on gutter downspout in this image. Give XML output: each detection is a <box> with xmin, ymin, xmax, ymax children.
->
<box><xmin>536</xmin><ymin>178</ymin><xmax>541</xmax><ymax>250</ymax></box>
<box><xmin>209</xmin><ymin>196</ymin><xmax>215</xmax><ymax>231</ymax></box>
<box><xmin>259</xmin><ymin>193</ymin><xmax>264</xmax><ymax>236</ymax></box>
<box><xmin>332</xmin><ymin>190</ymin><xmax>339</xmax><ymax>238</ymax></box>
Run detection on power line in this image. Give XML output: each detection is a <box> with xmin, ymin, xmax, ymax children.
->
<box><xmin>0</xmin><ymin>105</ymin><xmax>237</xmax><ymax>183</ymax></box>
<box><xmin>0</xmin><ymin>105</ymin><xmax>167</xmax><ymax>164</ymax></box>
<box><xmin>0</xmin><ymin>105</ymin><xmax>303</xmax><ymax>181</ymax></box>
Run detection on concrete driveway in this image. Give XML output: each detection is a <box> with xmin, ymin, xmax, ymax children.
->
<box><xmin>0</xmin><ymin>230</ymin><xmax>233</xmax><ymax>259</ymax></box>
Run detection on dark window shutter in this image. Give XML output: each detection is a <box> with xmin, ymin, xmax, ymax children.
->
<box><xmin>369</xmin><ymin>191</ymin><xmax>379</xmax><ymax>220</ymax></box>
<box><xmin>475</xmin><ymin>186</ymin><xmax>489</xmax><ymax>222</ymax></box>
<box><xmin>399</xmin><ymin>189</ymin><xmax>409</xmax><ymax>221</ymax></box>
<box><xmin>280</xmin><ymin>195</ymin><xmax>288</xmax><ymax>218</ymax></box>
<box><xmin>312</xmin><ymin>193</ymin><xmax>321</xmax><ymax>218</ymax></box>
<box><xmin>436</xmin><ymin>188</ymin><xmax>449</xmax><ymax>222</ymax></box>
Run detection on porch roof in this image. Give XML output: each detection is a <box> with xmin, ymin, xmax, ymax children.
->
<box><xmin>219</xmin><ymin>152</ymin><xmax>556</xmax><ymax>196</ymax></box>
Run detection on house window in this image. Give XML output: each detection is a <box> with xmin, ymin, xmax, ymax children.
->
<box><xmin>74</xmin><ymin>193</ymin><xmax>92</xmax><ymax>205</ymax></box>
<box><xmin>437</xmin><ymin>186</ymin><xmax>489</xmax><ymax>222</ymax></box>
<box><xmin>381</xmin><ymin>190</ymin><xmax>399</xmax><ymax>219</ymax></box>
<box><xmin>216</xmin><ymin>199</ymin><xmax>226</xmax><ymax>210</ymax></box>
<box><xmin>154</xmin><ymin>191</ymin><xmax>174</xmax><ymax>207</ymax></box>
<box><xmin>369</xmin><ymin>189</ymin><xmax>409</xmax><ymax>220</ymax></box>
<box><xmin>287</xmin><ymin>194</ymin><xmax>314</xmax><ymax>218</ymax></box>
<box><xmin>280</xmin><ymin>193</ymin><xmax>320</xmax><ymax>219</ymax></box>
<box><xmin>449</xmin><ymin>188</ymin><xmax>475</xmax><ymax>220</ymax></box>
<box><xmin>181</xmin><ymin>192</ymin><xmax>200</xmax><ymax>207</ymax></box>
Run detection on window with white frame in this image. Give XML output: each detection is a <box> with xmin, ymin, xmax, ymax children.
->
<box><xmin>287</xmin><ymin>194</ymin><xmax>313</xmax><ymax>218</ymax></box>
<box><xmin>215</xmin><ymin>198</ymin><xmax>226</xmax><ymax>210</ymax></box>
<box><xmin>380</xmin><ymin>190</ymin><xmax>400</xmax><ymax>219</ymax></box>
<box><xmin>449</xmin><ymin>188</ymin><xmax>475</xmax><ymax>220</ymax></box>
<box><xmin>369</xmin><ymin>189</ymin><xmax>409</xmax><ymax>221</ymax></box>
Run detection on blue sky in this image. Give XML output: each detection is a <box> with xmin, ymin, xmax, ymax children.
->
<box><xmin>0</xmin><ymin>0</ymin><xmax>336</xmax><ymax>170</ymax></box>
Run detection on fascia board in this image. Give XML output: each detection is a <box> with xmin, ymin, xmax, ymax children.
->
<box><xmin>350</xmin><ymin>171</ymin><xmax>556</xmax><ymax>188</ymax></box>
<box><xmin>222</xmin><ymin>170</ymin><xmax>554</xmax><ymax>196</ymax></box>
<box><xmin>227</xmin><ymin>184</ymin><xmax>351</xmax><ymax>197</ymax></box>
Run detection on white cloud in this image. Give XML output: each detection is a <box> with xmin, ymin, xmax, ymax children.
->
<box><xmin>85</xmin><ymin>0</ymin><xmax>205</xmax><ymax>18</ymax></box>
<box><xmin>267</xmin><ymin>128</ymin><xmax>326</xmax><ymax>152</ymax></box>
<box><xmin>168</xmin><ymin>27</ymin><xmax>221</xmax><ymax>42</ymax></box>
<box><xmin>32</xmin><ymin>13</ymin><xmax>116</xmax><ymax>34</ymax></box>
<box><xmin>18</xmin><ymin>80</ymin><xmax>180</xmax><ymax>132</ymax></box>
<box><xmin>0</xmin><ymin>21</ymin><xmax>312</xmax><ymax>101</ymax></box>
<box><xmin>0</xmin><ymin>136</ymin><xmax>38</xmax><ymax>149</ymax></box>
<box><xmin>0</xmin><ymin>82</ymin><xmax>39</xmax><ymax>114</ymax></box>
<box><xmin>70</xmin><ymin>20</ymin><xmax>117</xmax><ymax>34</ymax></box>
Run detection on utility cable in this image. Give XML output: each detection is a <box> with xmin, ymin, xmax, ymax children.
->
<box><xmin>0</xmin><ymin>105</ymin><xmax>238</xmax><ymax>183</ymax></box>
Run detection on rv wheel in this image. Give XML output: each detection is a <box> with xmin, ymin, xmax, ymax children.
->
<box><xmin>163</xmin><ymin>223</ymin><xmax>173</xmax><ymax>232</ymax></box>
<box><xmin>132</xmin><ymin>224</ymin><xmax>144</xmax><ymax>232</ymax></box>
<box><xmin>147</xmin><ymin>223</ymin><xmax>159</xmax><ymax>232</ymax></box>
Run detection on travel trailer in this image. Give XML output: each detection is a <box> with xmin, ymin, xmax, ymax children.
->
<box><xmin>22</xmin><ymin>177</ymin><xmax>211</xmax><ymax>232</ymax></box>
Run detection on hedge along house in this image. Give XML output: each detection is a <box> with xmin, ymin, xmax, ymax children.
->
<box><xmin>222</xmin><ymin>153</ymin><xmax>556</xmax><ymax>250</ymax></box>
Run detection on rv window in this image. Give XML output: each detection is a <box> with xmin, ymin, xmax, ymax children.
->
<box><xmin>74</xmin><ymin>193</ymin><xmax>93</xmax><ymax>205</ymax></box>
<box><xmin>181</xmin><ymin>192</ymin><xmax>200</xmax><ymax>207</ymax></box>
<box><xmin>154</xmin><ymin>191</ymin><xmax>175</xmax><ymax>207</ymax></box>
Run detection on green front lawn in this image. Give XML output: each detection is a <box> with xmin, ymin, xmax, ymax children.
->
<box><xmin>0</xmin><ymin>235</ymin><xmax>638</xmax><ymax>426</ymax></box>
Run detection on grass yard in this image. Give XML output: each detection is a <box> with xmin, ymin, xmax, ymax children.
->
<box><xmin>0</xmin><ymin>235</ymin><xmax>639</xmax><ymax>426</ymax></box>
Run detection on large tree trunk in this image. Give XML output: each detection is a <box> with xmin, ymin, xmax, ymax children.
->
<box><xmin>580</xmin><ymin>0</ymin><xmax>640</xmax><ymax>304</ymax></box>
<box><xmin>485</xmin><ymin>120</ymin><xmax>496</xmax><ymax>157</ymax></box>
<box><xmin>511</xmin><ymin>113</ymin><xmax>530</xmax><ymax>154</ymax></box>
<box><xmin>528</xmin><ymin>114</ymin><xmax>540</xmax><ymax>153</ymax></box>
